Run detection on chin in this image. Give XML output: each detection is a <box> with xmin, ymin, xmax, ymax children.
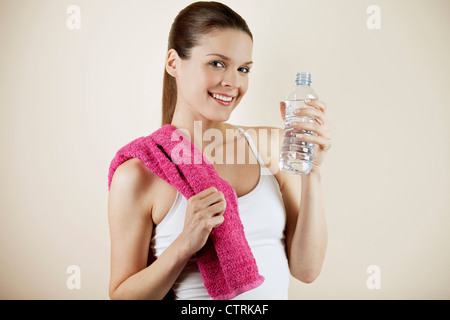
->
<box><xmin>208</xmin><ymin>114</ymin><xmax>231</xmax><ymax>123</ymax></box>
<box><xmin>204</xmin><ymin>105</ymin><xmax>235</xmax><ymax>123</ymax></box>
<box><xmin>204</xmin><ymin>94</ymin><xmax>241</xmax><ymax>122</ymax></box>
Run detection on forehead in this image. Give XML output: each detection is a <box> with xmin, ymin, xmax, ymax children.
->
<box><xmin>192</xmin><ymin>29</ymin><xmax>253</xmax><ymax>62</ymax></box>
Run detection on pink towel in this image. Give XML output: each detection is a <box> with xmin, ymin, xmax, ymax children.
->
<box><xmin>108</xmin><ymin>124</ymin><xmax>264</xmax><ymax>300</ymax></box>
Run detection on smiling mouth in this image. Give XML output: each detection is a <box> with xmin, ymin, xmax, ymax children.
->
<box><xmin>208</xmin><ymin>92</ymin><xmax>235</xmax><ymax>105</ymax></box>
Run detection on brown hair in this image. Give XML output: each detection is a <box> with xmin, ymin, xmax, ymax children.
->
<box><xmin>161</xmin><ymin>1</ymin><xmax>253</xmax><ymax>126</ymax></box>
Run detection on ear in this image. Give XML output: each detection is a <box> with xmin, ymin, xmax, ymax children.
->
<box><xmin>165</xmin><ymin>49</ymin><xmax>180</xmax><ymax>78</ymax></box>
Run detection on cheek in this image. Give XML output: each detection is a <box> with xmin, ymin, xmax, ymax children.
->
<box><xmin>240</xmin><ymin>78</ymin><xmax>249</xmax><ymax>94</ymax></box>
<box><xmin>202</xmin><ymin>70</ymin><xmax>222</xmax><ymax>89</ymax></box>
<box><xmin>190</xmin><ymin>69</ymin><xmax>218</xmax><ymax>97</ymax></box>
<box><xmin>179</xmin><ymin>64</ymin><xmax>212</xmax><ymax>98</ymax></box>
<box><xmin>237</xmin><ymin>77</ymin><xmax>249</xmax><ymax>100</ymax></box>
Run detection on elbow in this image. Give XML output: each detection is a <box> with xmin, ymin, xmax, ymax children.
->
<box><xmin>109</xmin><ymin>287</ymin><xmax>134</xmax><ymax>300</ymax></box>
<box><xmin>291</xmin><ymin>268</ymin><xmax>321</xmax><ymax>284</ymax></box>
<box><xmin>109</xmin><ymin>282</ymin><xmax>128</xmax><ymax>300</ymax></box>
<box><xmin>109</xmin><ymin>286</ymin><xmax>121</xmax><ymax>300</ymax></box>
<box><xmin>109</xmin><ymin>292</ymin><xmax>118</xmax><ymax>300</ymax></box>
<box><xmin>109</xmin><ymin>283</ymin><xmax>167</xmax><ymax>300</ymax></box>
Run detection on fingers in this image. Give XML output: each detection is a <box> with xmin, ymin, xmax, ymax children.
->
<box><xmin>294</xmin><ymin>107</ymin><xmax>327</xmax><ymax>127</ymax></box>
<box><xmin>281</xmin><ymin>99</ymin><xmax>330</xmax><ymax>129</ymax></box>
<box><xmin>199</xmin><ymin>189</ymin><xmax>226</xmax><ymax>230</ymax></box>
<box><xmin>196</xmin><ymin>186</ymin><xmax>219</xmax><ymax>198</ymax></box>
<box><xmin>196</xmin><ymin>187</ymin><xmax>225</xmax><ymax>208</ymax></box>
<box><xmin>290</xmin><ymin>121</ymin><xmax>332</xmax><ymax>140</ymax></box>
<box><xmin>188</xmin><ymin>186</ymin><xmax>226</xmax><ymax>217</ymax></box>
<box><xmin>182</xmin><ymin>187</ymin><xmax>227</xmax><ymax>254</ymax></box>
<box><xmin>204</xmin><ymin>197</ymin><xmax>226</xmax><ymax>217</ymax></box>
<box><xmin>305</xmin><ymin>98</ymin><xmax>327</xmax><ymax>112</ymax></box>
<box><xmin>289</xmin><ymin>99</ymin><xmax>332</xmax><ymax>151</ymax></box>
<box><xmin>280</xmin><ymin>102</ymin><xmax>286</xmax><ymax>121</ymax></box>
<box><xmin>296</xmin><ymin>99</ymin><xmax>330</xmax><ymax>128</ymax></box>
<box><xmin>209</xmin><ymin>212</ymin><xmax>225</xmax><ymax>228</ymax></box>
<box><xmin>292</xmin><ymin>120</ymin><xmax>332</xmax><ymax>151</ymax></box>
<box><xmin>295</xmin><ymin>131</ymin><xmax>332</xmax><ymax>151</ymax></box>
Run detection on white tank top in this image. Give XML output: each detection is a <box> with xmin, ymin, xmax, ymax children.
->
<box><xmin>150</xmin><ymin>126</ymin><xmax>290</xmax><ymax>300</ymax></box>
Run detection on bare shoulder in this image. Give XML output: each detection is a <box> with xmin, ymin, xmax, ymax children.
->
<box><xmin>108</xmin><ymin>158</ymin><xmax>155</xmax><ymax>220</ymax></box>
<box><xmin>110</xmin><ymin>158</ymin><xmax>154</xmax><ymax>194</ymax></box>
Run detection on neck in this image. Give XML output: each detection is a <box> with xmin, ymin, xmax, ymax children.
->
<box><xmin>170</xmin><ymin>108</ymin><xmax>229</xmax><ymax>152</ymax></box>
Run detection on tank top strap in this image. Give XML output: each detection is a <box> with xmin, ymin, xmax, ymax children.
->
<box><xmin>235</xmin><ymin>126</ymin><xmax>272</xmax><ymax>176</ymax></box>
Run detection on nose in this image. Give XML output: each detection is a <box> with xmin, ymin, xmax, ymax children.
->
<box><xmin>221</xmin><ymin>69</ymin><xmax>239</xmax><ymax>89</ymax></box>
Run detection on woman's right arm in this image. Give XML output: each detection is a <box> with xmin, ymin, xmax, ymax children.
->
<box><xmin>108</xmin><ymin>159</ymin><xmax>189</xmax><ymax>299</ymax></box>
<box><xmin>107</xmin><ymin>158</ymin><xmax>225</xmax><ymax>300</ymax></box>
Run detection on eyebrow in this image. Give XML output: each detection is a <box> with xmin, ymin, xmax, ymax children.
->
<box><xmin>207</xmin><ymin>53</ymin><xmax>253</xmax><ymax>66</ymax></box>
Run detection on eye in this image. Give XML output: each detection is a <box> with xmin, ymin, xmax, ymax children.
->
<box><xmin>209</xmin><ymin>61</ymin><xmax>225</xmax><ymax>68</ymax></box>
<box><xmin>238</xmin><ymin>67</ymin><xmax>251</xmax><ymax>74</ymax></box>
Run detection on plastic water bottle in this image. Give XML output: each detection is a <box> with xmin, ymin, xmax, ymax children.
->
<box><xmin>279</xmin><ymin>72</ymin><xmax>318</xmax><ymax>175</ymax></box>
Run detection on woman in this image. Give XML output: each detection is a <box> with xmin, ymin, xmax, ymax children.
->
<box><xmin>108</xmin><ymin>1</ymin><xmax>331</xmax><ymax>300</ymax></box>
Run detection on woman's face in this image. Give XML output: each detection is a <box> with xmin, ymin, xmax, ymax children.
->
<box><xmin>174</xmin><ymin>28</ymin><xmax>253</xmax><ymax>123</ymax></box>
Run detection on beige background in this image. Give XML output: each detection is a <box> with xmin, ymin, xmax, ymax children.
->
<box><xmin>0</xmin><ymin>0</ymin><xmax>449</xmax><ymax>299</ymax></box>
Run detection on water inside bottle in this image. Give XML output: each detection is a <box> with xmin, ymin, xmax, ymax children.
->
<box><xmin>280</xmin><ymin>99</ymin><xmax>316</xmax><ymax>174</ymax></box>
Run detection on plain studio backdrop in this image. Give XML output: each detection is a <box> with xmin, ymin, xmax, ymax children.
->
<box><xmin>0</xmin><ymin>0</ymin><xmax>449</xmax><ymax>299</ymax></box>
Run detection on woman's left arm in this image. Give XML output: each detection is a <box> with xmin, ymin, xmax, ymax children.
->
<box><xmin>278</xmin><ymin>99</ymin><xmax>332</xmax><ymax>283</ymax></box>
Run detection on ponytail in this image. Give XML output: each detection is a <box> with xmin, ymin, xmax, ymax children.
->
<box><xmin>161</xmin><ymin>69</ymin><xmax>177</xmax><ymax>126</ymax></box>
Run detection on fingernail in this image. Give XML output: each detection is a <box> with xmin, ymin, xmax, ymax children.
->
<box><xmin>296</xmin><ymin>134</ymin><xmax>303</xmax><ymax>138</ymax></box>
<box><xmin>290</xmin><ymin>121</ymin><xmax>297</xmax><ymax>126</ymax></box>
<box><xmin>304</xmin><ymin>99</ymin><xmax>311</xmax><ymax>103</ymax></box>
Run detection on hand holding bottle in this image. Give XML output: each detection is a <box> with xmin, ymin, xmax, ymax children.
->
<box><xmin>280</xmin><ymin>99</ymin><xmax>332</xmax><ymax>173</ymax></box>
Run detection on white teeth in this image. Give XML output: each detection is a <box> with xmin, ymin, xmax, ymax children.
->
<box><xmin>211</xmin><ymin>93</ymin><xmax>233</xmax><ymax>102</ymax></box>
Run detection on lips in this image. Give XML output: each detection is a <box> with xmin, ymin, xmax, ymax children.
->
<box><xmin>208</xmin><ymin>91</ymin><xmax>236</xmax><ymax>106</ymax></box>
